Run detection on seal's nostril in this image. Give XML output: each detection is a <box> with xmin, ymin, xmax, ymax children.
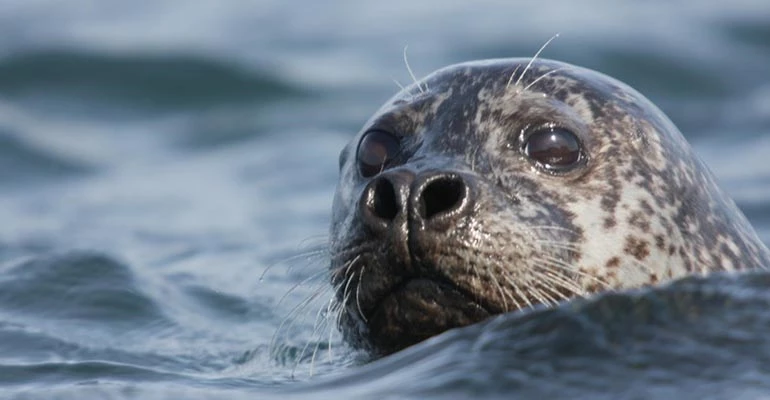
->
<box><xmin>419</xmin><ymin>177</ymin><xmax>465</xmax><ymax>220</ymax></box>
<box><xmin>371</xmin><ymin>178</ymin><xmax>398</xmax><ymax>221</ymax></box>
<box><xmin>359</xmin><ymin>170</ymin><xmax>414</xmax><ymax>233</ymax></box>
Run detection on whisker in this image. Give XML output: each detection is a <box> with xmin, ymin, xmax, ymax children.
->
<box><xmin>503</xmin><ymin>275</ymin><xmax>535</xmax><ymax>310</ymax></box>
<box><xmin>528</xmin><ymin>225</ymin><xmax>578</xmax><ymax>234</ymax></box>
<box><xmin>489</xmin><ymin>273</ymin><xmax>511</xmax><ymax>312</ymax></box>
<box><xmin>535</xmin><ymin>266</ymin><xmax>586</xmax><ymax>295</ymax></box>
<box><xmin>505</xmin><ymin>64</ymin><xmax>522</xmax><ymax>89</ymax></box>
<box><xmin>403</xmin><ymin>45</ymin><xmax>426</xmax><ymax>93</ymax></box>
<box><xmin>534</xmin><ymin>254</ymin><xmax>612</xmax><ymax>290</ymax></box>
<box><xmin>296</xmin><ymin>235</ymin><xmax>330</xmax><ymax>250</ymax></box>
<box><xmin>534</xmin><ymin>284</ymin><xmax>561</xmax><ymax>305</ymax></box>
<box><xmin>271</xmin><ymin>282</ymin><xmax>330</xmax><ymax>357</ymax></box>
<box><xmin>328</xmin><ymin>304</ymin><xmax>336</xmax><ymax>361</ymax></box>
<box><xmin>329</xmin><ymin>241</ymin><xmax>374</xmax><ymax>263</ymax></box>
<box><xmin>304</xmin><ymin>295</ymin><xmax>336</xmax><ymax>377</ymax></box>
<box><xmin>469</xmin><ymin>262</ymin><xmax>484</xmax><ymax>297</ymax></box>
<box><xmin>336</xmin><ymin>276</ymin><xmax>355</xmax><ymax>328</ymax></box>
<box><xmin>525</xmin><ymin>285</ymin><xmax>553</xmax><ymax>307</ymax></box>
<box><xmin>533</xmin><ymin>239</ymin><xmax>582</xmax><ymax>253</ymax></box>
<box><xmin>259</xmin><ymin>246</ymin><xmax>327</xmax><ymax>282</ymax></box>
<box><xmin>276</xmin><ymin>283</ymin><xmax>332</xmax><ymax>375</ymax></box>
<box><xmin>355</xmin><ymin>264</ymin><xmax>368</xmax><ymax>323</ymax></box>
<box><xmin>498</xmin><ymin>273</ymin><xmax>525</xmax><ymax>311</ymax></box>
<box><xmin>331</xmin><ymin>300</ymin><xmax>345</xmax><ymax>331</ymax></box>
<box><xmin>392</xmin><ymin>78</ymin><xmax>406</xmax><ymax>91</ymax></box>
<box><xmin>274</xmin><ymin>281</ymin><xmax>328</xmax><ymax>340</ymax></box>
<box><xmin>341</xmin><ymin>270</ymin><xmax>357</xmax><ymax>309</ymax></box>
<box><xmin>533</xmin><ymin>270</ymin><xmax>581</xmax><ymax>301</ymax></box>
<box><xmin>627</xmin><ymin>257</ymin><xmax>657</xmax><ymax>275</ymax></box>
<box><xmin>276</xmin><ymin>268</ymin><xmax>329</xmax><ymax>306</ymax></box>
<box><xmin>515</xmin><ymin>33</ymin><xmax>560</xmax><ymax>88</ymax></box>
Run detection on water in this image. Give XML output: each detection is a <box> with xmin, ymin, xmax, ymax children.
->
<box><xmin>0</xmin><ymin>1</ymin><xmax>769</xmax><ymax>398</ymax></box>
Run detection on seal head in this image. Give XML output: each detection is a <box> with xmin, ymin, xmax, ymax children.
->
<box><xmin>329</xmin><ymin>58</ymin><xmax>770</xmax><ymax>355</ymax></box>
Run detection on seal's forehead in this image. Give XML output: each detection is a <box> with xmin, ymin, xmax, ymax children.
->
<box><xmin>424</xmin><ymin>59</ymin><xmax>570</xmax><ymax>93</ymax></box>
<box><xmin>386</xmin><ymin>58</ymin><xmax>625</xmax><ymax>106</ymax></box>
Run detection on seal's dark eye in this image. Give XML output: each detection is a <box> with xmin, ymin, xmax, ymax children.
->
<box><xmin>357</xmin><ymin>130</ymin><xmax>401</xmax><ymax>178</ymax></box>
<box><xmin>523</xmin><ymin>127</ymin><xmax>582</xmax><ymax>172</ymax></box>
<box><xmin>523</xmin><ymin>127</ymin><xmax>582</xmax><ymax>169</ymax></box>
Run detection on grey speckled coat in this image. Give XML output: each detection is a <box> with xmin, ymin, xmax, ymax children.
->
<box><xmin>329</xmin><ymin>58</ymin><xmax>770</xmax><ymax>354</ymax></box>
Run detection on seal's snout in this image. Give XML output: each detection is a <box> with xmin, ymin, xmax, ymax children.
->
<box><xmin>360</xmin><ymin>170</ymin><xmax>472</xmax><ymax>234</ymax></box>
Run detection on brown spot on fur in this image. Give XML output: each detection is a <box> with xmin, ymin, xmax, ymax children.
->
<box><xmin>605</xmin><ymin>257</ymin><xmax>620</xmax><ymax>268</ymax></box>
<box><xmin>603</xmin><ymin>217</ymin><xmax>616</xmax><ymax>229</ymax></box>
<box><xmin>655</xmin><ymin>235</ymin><xmax>665</xmax><ymax>250</ymax></box>
<box><xmin>624</xmin><ymin>236</ymin><xmax>650</xmax><ymax>260</ymax></box>
<box><xmin>628</xmin><ymin>211</ymin><xmax>650</xmax><ymax>232</ymax></box>
<box><xmin>600</xmin><ymin>191</ymin><xmax>620</xmax><ymax>213</ymax></box>
<box><xmin>639</xmin><ymin>199</ymin><xmax>654</xmax><ymax>215</ymax></box>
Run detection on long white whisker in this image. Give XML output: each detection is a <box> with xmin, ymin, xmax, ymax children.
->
<box><xmin>276</xmin><ymin>268</ymin><xmax>328</xmax><ymax>306</ymax></box>
<box><xmin>259</xmin><ymin>247</ymin><xmax>327</xmax><ymax>282</ymax></box>
<box><xmin>528</xmin><ymin>225</ymin><xmax>578</xmax><ymax>234</ymax></box>
<box><xmin>328</xmin><ymin>305</ymin><xmax>336</xmax><ymax>361</ymax></box>
<box><xmin>532</xmin><ymin>270</ymin><xmax>581</xmax><ymax>301</ymax></box>
<box><xmin>503</xmin><ymin>275</ymin><xmax>535</xmax><ymax>310</ymax></box>
<box><xmin>534</xmin><ymin>284</ymin><xmax>561</xmax><ymax>305</ymax></box>
<box><xmin>534</xmin><ymin>255</ymin><xmax>611</xmax><ymax>290</ymax></box>
<box><xmin>506</xmin><ymin>64</ymin><xmax>522</xmax><ymax>89</ymax></box>
<box><xmin>526</xmin><ymin>285</ymin><xmax>553</xmax><ymax>307</ymax></box>
<box><xmin>498</xmin><ymin>273</ymin><xmax>525</xmax><ymax>311</ymax></box>
<box><xmin>489</xmin><ymin>272</ymin><xmax>511</xmax><ymax>312</ymax></box>
<box><xmin>403</xmin><ymin>45</ymin><xmax>425</xmax><ymax>93</ymax></box>
<box><xmin>285</xmin><ymin>284</ymin><xmax>332</xmax><ymax>377</ymax></box>
<box><xmin>270</xmin><ymin>282</ymin><xmax>330</xmax><ymax>358</ymax></box>
<box><xmin>355</xmin><ymin>265</ymin><xmax>367</xmax><ymax>323</ymax></box>
<box><xmin>533</xmin><ymin>239</ymin><xmax>581</xmax><ymax>253</ymax></box>
<box><xmin>305</xmin><ymin>295</ymin><xmax>336</xmax><ymax>377</ymax></box>
<box><xmin>336</xmin><ymin>276</ymin><xmax>355</xmax><ymax>328</ymax></box>
<box><xmin>534</xmin><ymin>266</ymin><xmax>586</xmax><ymax>295</ymax></box>
<box><xmin>341</xmin><ymin>270</ymin><xmax>356</xmax><ymax>309</ymax></box>
<box><xmin>627</xmin><ymin>257</ymin><xmax>657</xmax><ymax>275</ymax></box>
<box><xmin>515</xmin><ymin>33</ymin><xmax>560</xmax><ymax>88</ymax></box>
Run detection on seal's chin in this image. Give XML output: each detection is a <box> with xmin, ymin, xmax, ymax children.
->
<box><xmin>366</xmin><ymin>278</ymin><xmax>492</xmax><ymax>354</ymax></box>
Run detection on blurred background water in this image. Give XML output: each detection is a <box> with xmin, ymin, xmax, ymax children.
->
<box><xmin>0</xmin><ymin>1</ymin><xmax>769</xmax><ymax>398</ymax></box>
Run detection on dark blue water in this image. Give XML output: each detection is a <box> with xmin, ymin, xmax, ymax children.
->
<box><xmin>1</xmin><ymin>1</ymin><xmax>769</xmax><ymax>398</ymax></box>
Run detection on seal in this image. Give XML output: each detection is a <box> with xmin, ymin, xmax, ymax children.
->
<box><xmin>328</xmin><ymin>58</ymin><xmax>770</xmax><ymax>355</ymax></box>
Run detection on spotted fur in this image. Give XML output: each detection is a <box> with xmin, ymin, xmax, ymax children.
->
<box><xmin>329</xmin><ymin>59</ymin><xmax>770</xmax><ymax>355</ymax></box>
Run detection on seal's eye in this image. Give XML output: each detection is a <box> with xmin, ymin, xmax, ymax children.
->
<box><xmin>523</xmin><ymin>127</ymin><xmax>583</xmax><ymax>172</ymax></box>
<box><xmin>357</xmin><ymin>130</ymin><xmax>401</xmax><ymax>178</ymax></box>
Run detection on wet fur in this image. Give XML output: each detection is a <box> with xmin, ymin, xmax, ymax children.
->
<box><xmin>329</xmin><ymin>58</ymin><xmax>770</xmax><ymax>355</ymax></box>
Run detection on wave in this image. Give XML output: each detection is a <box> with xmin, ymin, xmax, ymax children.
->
<box><xmin>0</xmin><ymin>51</ymin><xmax>303</xmax><ymax>112</ymax></box>
<box><xmin>0</xmin><ymin>252</ymin><xmax>166</xmax><ymax>325</ymax></box>
<box><xmin>296</xmin><ymin>270</ymin><xmax>770</xmax><ymax>399</ymax></box>
<box><xmin>0</xmin><ymin>126</ymin><xmax>91</xmax><ymax>186</ymax></box>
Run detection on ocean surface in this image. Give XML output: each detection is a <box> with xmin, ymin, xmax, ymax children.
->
<box><xmin>1</xmin><ymin>1</ymin><xmax>769</xmax><ymax>399</ymax></box>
